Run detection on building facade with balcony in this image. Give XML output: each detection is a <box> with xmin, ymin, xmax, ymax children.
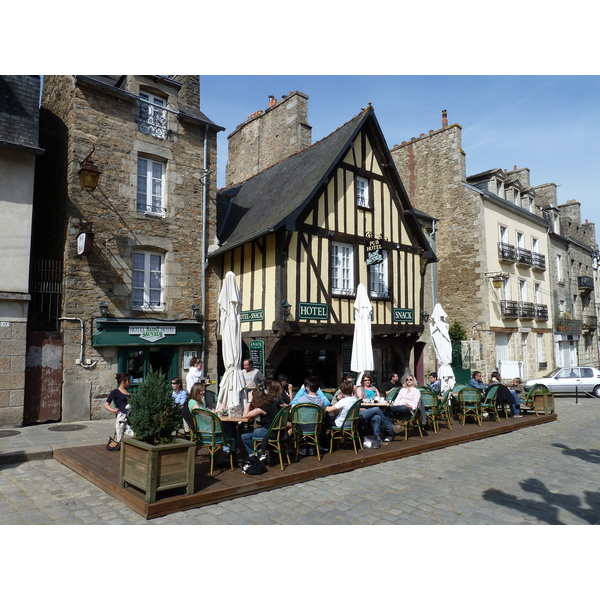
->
<box><xmin>390</xmin><ymin>115</ymin><xmax>557</xmax><ymax>382</ymax></box>
<box><xmin>535</xmin><ymin>188</ymin><xmax>599</xmax><ymax>369</ymax></box>
<box><xmin>27</xmin><ymin>75</ymin><xmax>223</xmax><ymax>424</ymax></box>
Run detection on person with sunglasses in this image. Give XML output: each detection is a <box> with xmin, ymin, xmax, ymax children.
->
<box><xmin>390</xmin><ymin>375</ymin><xmax>421</xmax><ymax>419</ymax></box>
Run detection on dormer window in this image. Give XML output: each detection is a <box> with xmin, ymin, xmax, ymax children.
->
<box><xmin>138</xmin><ymin>92</ymin><xmax>167</xmax><ymax>139</ymax></box>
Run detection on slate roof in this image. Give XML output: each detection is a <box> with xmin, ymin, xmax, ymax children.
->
<box><xmin>214</xmin><ymin>107</ymin><xmax>434</xmax><ymax>259</ymax></box>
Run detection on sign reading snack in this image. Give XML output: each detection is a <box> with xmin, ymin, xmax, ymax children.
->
<box><xmin>298</xmin><ymin>302</ymin><xmax>329</xmax><ymax>320</ymax></box>
<box><xmin>250</xmin><ymin>340</ymin><xmax>265</xmax><ymax>374</ymax></box>
<box><xmin>129</xmin><ymin>326</ymin><xmax>176</xmax><ymax>343</ymax></box>
<box><xmin>393</xmin><ymin>308</ymin><xmax>414</xmax><ymax>323</ymax></box>
<box><xmin>365</xmin><ymin>239</ymin><xmax>383</xmax><ymax>266</ymax></box>
<box><xmin>241</xmin><ymin>309</ymin><xmax>265</xmax><ymax>322</ymax></box>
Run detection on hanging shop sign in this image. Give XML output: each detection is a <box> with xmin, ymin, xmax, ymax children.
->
<box><xmin>365</xmin><ymin>238</ymin><xmax>383</xmax><ymax>266</ymax></box>
<box><xmin>298</xmin><ymin>302</ymin><xmax>329</xmax><ymax>321</ymax></box>
<box><xmin>393</xmin><ymin>308</ymin><xmax>414</xmax><ymax>323</ymax></box>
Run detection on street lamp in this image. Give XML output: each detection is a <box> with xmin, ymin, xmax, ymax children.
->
<box><xmin>78</xmin><ymin>147</ymin><xmax>102</xmax><ymax>192</ymax></box>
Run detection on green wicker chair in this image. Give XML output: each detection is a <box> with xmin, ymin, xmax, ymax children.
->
<box><xmin>191</xmin><ymin>407</ymin><xmax>235</xmax><ymax>476</ymax></box>
<box><xmin>420</xmin><ymin>389</ymin><xmax>439</xmax><ymax>433</ymax></box>
<box><xmin>393</xmin><ymin>406</ymin><xmax>424</xmax><ymax>440</ymax></box>
<box><xmin>385</xmin><ymin>387</ymin><xmax>400</xmax><ymax>403</ymax></box>
<box><xmin>457</xmin><ymin>387</ymin><xmax>482</xmax><ymax>426</ymax></box>
<box><xmin>522</xmin><ymin>384</ymin><xmax>549</xmax><ymax>416</ymax></box>
<box><xmin>252</xmin><ymin>405</ymin><xmax>291</xmax><ymax>470</ymax></box>
<box><xmin>436</xmin><ymin>389</ymin><xmax>453</xmax><ymax>431</ymax></box>
<box><xmin>480</xmin><ymin>385</ymin><xmax>502</xmax><ymax>422</ymax></box>
<box><xmin>290</xmin><ymin>403</ymin><xmax>324</xmax><ymax>461</ymax></box>
<box><xmin>329</xmin><ymin>400</ymin><xmax>363</xmax><ymax>454</ymax></box>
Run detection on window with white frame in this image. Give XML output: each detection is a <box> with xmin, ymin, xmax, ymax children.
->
<box><xmin>137</xmin><ymin>157</ymin><xmax>165</xmax><ymax>216</ymax></box>
<box><xmin>519</xmin><ymin>279</ymin><xmax>527</xmax><ymax>302</ymax></box>
<box><xmin>532</xmin><ymin>237</ymin><xmax>539</xmax><ymax>254</ymax></box>
<box><xmin>535</xmin><ymin>283</ymin><xmax>541</xmax><ymax>304</ymax></box>
<box><xmin>138</xmin><ymin>92</ymin><xmax>167</xmax><ymax>139</ymax></box>
<box><xmin>331</xmin><ymin>242</ymin><xmax>354</xmax><ymax>295</ymax></box>
<box><xmin>556</xmin><ymin>254</ymin><xmax>563</xmax><ymax>282</ymax></box>
<box><xmin>536</xmin><ymin>333</ymin><xmax>546</xmax><ymax>367</ymax></box>
<box><xmin>516</xmin><ymin>231</ymin><xmax>524</xmax><ymax>250</ymax></box>
<box><xmin>369</xmin><ymin>250</ymin><xmax>389</xmax><ymax>298</ymax></box>
<box><xmin>132</xmin><ymin>250</ymin><xmax>164</xmax><ymax>310</ymax></box>
<box><xmin>356</xmin><ymin>176</ymin><xmax>370</xmax><ymax>208</ymax></box>
<box><xmin>496</xmin><ymin>332</ymin><xmax>509</xmax><ymax>364</ymax></box>
<box><xmin>499</xmin><ymin>225</ymin><xmax>508</xmax><ymax>243</ymax></box>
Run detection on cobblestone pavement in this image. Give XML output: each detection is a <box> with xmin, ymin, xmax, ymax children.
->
<box><xmin>1</xmin><ymin>395</ymin><xmax>599</xmax><ymax>525</ymax></box>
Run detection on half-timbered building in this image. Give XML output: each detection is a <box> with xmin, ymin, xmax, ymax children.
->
<box><xmin>210</xmin><ymin>106</ymin><xmax>436</xmax><ymax>388</ymax></box>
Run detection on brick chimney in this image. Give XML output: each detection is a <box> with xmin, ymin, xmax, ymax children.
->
<box><xmin>268</xmin><ymin>95</ymin><xmax>277</xmax><ymax>108</ymax></box>
<box><xmin>442</xmin><ymin>110</ymin><xmax>448</xmax><ymax>128</ymax></box>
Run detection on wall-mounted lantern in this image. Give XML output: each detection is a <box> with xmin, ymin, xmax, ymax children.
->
<box><xmin>281</xmin><ymin>300</ymin><xmax>292</xmax><ymax>317</ymax></box>
<box><xmin>99</xmin><ymin>300</ymin><xmax>108</xmax><ymax>318</ymax></box>
<box><xmin>78</xmin><ymin>147</ymin><xmax>102</xmax><ymax>192</ymax></box>
<box><xmin>421</xmin><ymin>309</ymin><xmax>429</xmax><ymax>324</ymax></box>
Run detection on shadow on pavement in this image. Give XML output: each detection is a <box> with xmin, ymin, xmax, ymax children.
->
<box><xmin>483</xmin><ymin>477</ymin><xmax>600</xmax><ymax>524</ymax></box>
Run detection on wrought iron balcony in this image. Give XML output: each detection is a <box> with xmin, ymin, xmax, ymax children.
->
<box><xmin>501</xmin><ymin>300</ymin><xmax>519</xmax><ymax>318</ymax></box>
<box><xmin>555</xmin><ymin>318</ymin><xmax>582</xmax><ymax>334</ymax></box>
<box><xmin>516</xmin><ymin>247</ymin><xmax>533</xmax><ymax>267</ymax></box>
<box><xmin>138</xmin><ymin>99</ymin><xmax>167</xmax><ymax>140</ymax></box>
<box><xmin>518</xmin><ymin>301</ymin><xmax>536</xmax><ymax>319</ymax></box>
<box><xmin>136</xmin><ymin>203</ymin><xmax>166</xmax><ymax>217</ymax></box>
<box><xmin>531</xmin><ymin>252</ymin><xmax>546</xmax><ymax>270</ymax></box>
<box><xmin>535</xmin><ymin>304</ymin><xmax>549</xmax><ymax>320</ymax></box>
<box><xmin>578</xmin><ymin>276</ymin><xmax>594</xmax><ymax>291</ymax></box>
<box><xmin>583</xmin><ymin>315</ymin><xmax>598</xmax><ymax>330</ymax></box>
<box><xmin>498</xmin><ymin>242</ymin><xmax>516</xmax><ymax>263</ymax></box>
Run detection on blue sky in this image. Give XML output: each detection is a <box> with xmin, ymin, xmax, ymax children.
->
<box><xmin>201</xmin><ymin>75</ymin><xmax>600</xmax><ymax>230</ymax></box>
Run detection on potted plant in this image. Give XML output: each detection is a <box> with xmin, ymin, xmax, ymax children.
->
<box><xmin>119</xmin><ymin>368</ymin><xmax>196</xmax><ymax>502</ymax></box>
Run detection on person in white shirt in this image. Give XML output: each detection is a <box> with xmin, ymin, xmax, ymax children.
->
<box><xmin>325</xmin><ymin>380</ymin><xmax>359</xmax><ymax>426</ymax></box>
<box><xmin>186</xmin><ymin>357</ymin><xmax>203</xmax><ymax>392</ymax></box>
<box><xmin>391</xmin><ymin>375</ymin><xmax>421</xmax><ymax>419</ymax></box>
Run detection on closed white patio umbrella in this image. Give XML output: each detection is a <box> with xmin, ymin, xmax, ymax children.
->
<box><xmin>429</xmin><ymin>303</ymin><xmax>456</xmax><ymax>393</ymax></box>
<box><xmin>216</xmin><ymin>272</ymin><xmax>246</xmax><ymax>413</ymax></box>
<box><xmin>351</xmin><ymin>283</ymin><xmax>374</xmax><ymax>384</ymax></box>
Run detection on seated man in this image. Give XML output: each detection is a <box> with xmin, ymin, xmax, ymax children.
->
<box><xmin>333</xmin><ymin>373</ymin><xmax>356</xmax><ymax>404</ymax></box>
<box><xmin>468</xmin><ymin>371</ymin><xmax>488</xmax><ymax>392</ymax></box>
<box><xmin>380</xmin><ymin>372</ymin><xmax>400</xmax><ymax>393</ymax></box>
<box><xmin>325</xmin><ymin>380</ymin><xmax>359</xmax><ymax>426</ymax></box>
<box><xmin>291</xmin><ymin>375</ymin><xmax>331</xmax><ymax>406</ymax></box>
<box><xmin>428</xmin><ymin>372</ymin><xmax>441</xmax><ymax>395</ymax></box>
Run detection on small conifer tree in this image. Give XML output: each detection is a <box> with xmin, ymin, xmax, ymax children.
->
<box><xmin>127</xmin><ymin>368</ymin><xmax>180</xmax><ymax>445</ymax></box>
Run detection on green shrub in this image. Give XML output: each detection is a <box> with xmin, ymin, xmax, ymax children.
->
<box><xmin>127</xmin><ymin>368</ymin><xmax>180</xmax><ymax>445</ymax></box>
<box><xmin>449</xmin><ymin>321</ymin><xmax>467</xmax><ymax>343</ymax></box>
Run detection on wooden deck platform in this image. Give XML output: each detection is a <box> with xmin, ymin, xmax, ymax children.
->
<box><xmin>54</xmin><ymin>412</ymin><xmax>556</xmax><ymax>519</ymax></box>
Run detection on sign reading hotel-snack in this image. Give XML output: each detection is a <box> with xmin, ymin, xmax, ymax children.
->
<box><xmin>298</xmin><ymin>302</ymin><xmax>329</xmax><ymax>320</ymax></box>
<box><xmin>241</xmin><ymin>309</ymin><xmax>264</xmax><ymax>322</ymax></box>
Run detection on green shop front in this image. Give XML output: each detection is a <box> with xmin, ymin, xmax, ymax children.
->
<box><xmin>93</xmin><ymin>318</ymin><xmax>202</xmax><ymax>387</ymax></box>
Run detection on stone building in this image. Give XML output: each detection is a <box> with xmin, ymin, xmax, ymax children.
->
<box><xmin>26</xmin><ymin>75</ymin><xmax>223</xmax><ymax>424</ymax></box>
<box><xmin>0</xmin><ymin>75</ymin><xmax>43</xmax><ymax>427</ymax></box>
<box><xmin>390</xmin><ymin>113</ymin><xmax>564</xmax><ymax>382</ymax></box>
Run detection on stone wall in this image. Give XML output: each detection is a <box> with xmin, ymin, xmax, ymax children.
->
<box><xmin>225</xmin><ymin>91</ymin><xmax>312</xmax><ymax>186</ymax></box>
<box><xmin>391</xmin><ymin>123</ymin><xmax>486</xmax><ymax>334</ymax></box>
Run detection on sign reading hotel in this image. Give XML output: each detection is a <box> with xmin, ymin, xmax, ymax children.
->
<box><xmin>393</xmin><ymin>308</ymin><xmax>414</xmax><ymax>323</ymax></box>
<box><xmin>298</xmin><ymin>302</ymin><xmax>329</xmax><ymax>321</ymax></box>
<box><xmin>129</xmin><ymin>326</ymin><xmax>176</xmax><ymax>343</ymax></box>
<box><xmin>241</xmin><ymin>309</ymin><xmax>265</xmax><ymax>322</ymax></box>
<box><xmin>365</xmin><ymin>239</ymin><xmax>383</xmax><ymax>266</ymax></box>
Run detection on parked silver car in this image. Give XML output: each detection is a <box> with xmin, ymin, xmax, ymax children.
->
<box><xmin>525</xmin><ymin>366</ymin><xmax>600</xmax><ymax>397</ymax></box>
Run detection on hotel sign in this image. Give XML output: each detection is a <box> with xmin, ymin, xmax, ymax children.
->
<box><xmin>365</xmin><ymin>239</ymin><xmax>384</xmax><ymax>266</ymax></box>
<box><xmin>241</xmin><ymin>309</ymin><xmax>264</xmax><ymax>322</ymax></box>
<box><xmin>298</xmin><ymin>302</ymin><xmax>329</xmax><ymax>321</ymax></box>
<box><xmin>393</xmin><ymin>308</ymin><xmax>414</xmax><ymax>323</ymax></box>
<box><xmin>128</xmin><ymin>326</ymin><xmax>177</xmax><ymax>343</ymax></box>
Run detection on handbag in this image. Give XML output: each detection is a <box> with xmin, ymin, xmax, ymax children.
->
<box><xmin>363</xmin><ymin>435</ymin><xmax>380</xmax><ymax>449</ymax></box>
<box><xmin>241</xmin><ymin>455</ymin><xmax>267</xmax><ymax>475</ymax></box>
<box><xmin>106</xmin><ymin>436</ymin><xmax>120</xmax><ymax>451</ymax></box>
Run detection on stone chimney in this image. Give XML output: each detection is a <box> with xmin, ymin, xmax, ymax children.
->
<box><xmin>225</xmin><ymin>91</ymin><xmax>312</xmax><ymax>187</ymax></box>
<box><xmin>173</xmin><ymin>75</ymin><xmax>200</xmax><ymax>112</ymax></box>
<box><xmin>442</xmin><ymin>110</ymin><xmax>448</xmax><ymax>128</ymax></box>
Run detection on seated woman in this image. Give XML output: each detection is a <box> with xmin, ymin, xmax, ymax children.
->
<box><xmin>355</xmin><ymin>373</ymin><xmax>393</xmax><ymax>442</ymax></box>
<box><xmin>390</xmin><ymin>375</ymin><xmax>421</xmax><ymax>419</ymax></box>
<box><xmin>241</xmin><ymin>387</ymin><xmax>286</xmax><ymax>459</ymax></box>
<box><xmin>485</xmin><ymin>371</ymin><xmax>522</xmax><ymax>417</ymax></box>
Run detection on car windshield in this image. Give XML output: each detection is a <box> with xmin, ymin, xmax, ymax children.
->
<box><xmin>544</xmin><ymin>368</ymin><xmax>561</xmax><ymax>378</ymax></box>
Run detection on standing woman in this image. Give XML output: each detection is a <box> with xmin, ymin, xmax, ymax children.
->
<box><xmin>171</xmin><ymin>377</ymin><xmax>192</xmax><ymax>435</ymax></box>
<box><xmin>104</xmin><ymin>373</ymin><xmax>131</xmax><ymax>450</ymax></box>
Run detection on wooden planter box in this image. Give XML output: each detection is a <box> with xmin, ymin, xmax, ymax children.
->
<box><xmin>119</xmin><ymin>437</ymin><xmax>196</xmax><ymax>503</ymax></box>
<box><xmin>524</xmin><ymin>393</ymin><xmax>555</xmax><ymax>416</ymax></box>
